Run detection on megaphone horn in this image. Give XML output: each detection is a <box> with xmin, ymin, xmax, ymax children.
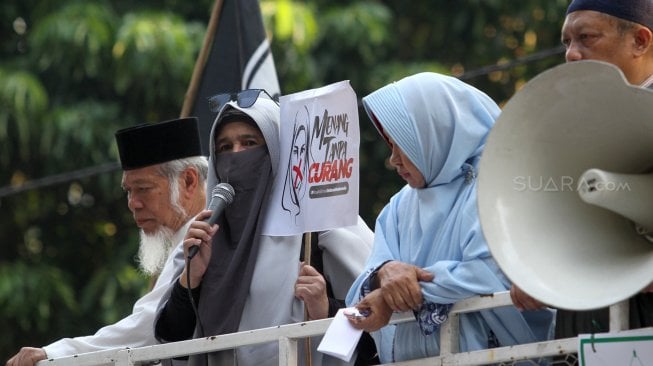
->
<box><xmin>478</xmin><ymin>60</ymin><xmax>653</xmax><ymax>311</ymax></box>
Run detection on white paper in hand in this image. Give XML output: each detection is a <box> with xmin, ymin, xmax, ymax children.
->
<box><xmin>317</xmin><ymin>308</ymin><xmax>364</xmax><ymax>362</ymax></box>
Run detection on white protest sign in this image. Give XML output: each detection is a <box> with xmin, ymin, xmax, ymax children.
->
<box><xmin>261</xmin><ymin>80</ymin><xmax>359</xmax><ymax>236</ymax></box>
<box><xmin>578</xmin><ymin>329</ymin><xmax>653</xmax><ymax>365</ymax></box>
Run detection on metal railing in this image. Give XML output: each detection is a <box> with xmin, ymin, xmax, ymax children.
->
<box><xmin>36</xmin><ymin>291</ymin><xmax>629</xmax><ymax>366</ymax></box>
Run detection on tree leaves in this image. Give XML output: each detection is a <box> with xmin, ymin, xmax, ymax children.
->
<box><xmin>113</xmin><ymin>12</ymin><xmax>204</xmax><ymax>119</ymax></box>
<box><xmin>0</xmin><ymin>68</ymin><xmax>48</xmax><ymax>165</ymax></box>
<box><xmin>29</xmin><ymin>2</ymin><xmax>117</xmax><ymax>82</ymax></box>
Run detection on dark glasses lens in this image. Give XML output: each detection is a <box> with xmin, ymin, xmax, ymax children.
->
<box><xmin>237</xmin><ymin>89</ymin><xmax>265</xmax><ymax>108</ymax></box>
<box><xmin>208</xmin><ymin>94</ymin><xmax>233</xmax><ymax>113</ymax></box>
<box><xmin>208</xmin><ymin>89</ymin><xmax>277</xmax><ymax>113</ymax></box>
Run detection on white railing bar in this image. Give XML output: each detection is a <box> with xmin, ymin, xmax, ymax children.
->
<box><xmin>278</xmin><ymin>337</ymin><xmax>298</xmax><ymax>366</ymax></box>
<box><xmin>440</xmin><ymin>312</ymin><xmax>461</xmax><ymax>355</ymax></box>
<box><xmin>35</xmin><ymin>312</ymin><xmax>411</xmax><ymax>365</ymax></box>
<box><xmin>34</xmin><ymin>292</ymin><xmax>516</xmax><ymax>366</ymax></box>
<box><xmin>440</xmin><ymin>291</ymin><xmax>515</xmax><ymax>355</ymax></box>
<box><xmin>112</xmin><ymin>350</ymin><xmax>132</xmax><ymax>366</ymax></box>
<box><xmin>34</xmin><ymin>291</ymin><xmax>533</xmax><ymax>366</ymax></box>
<box><xmin>118</xmin><ymin>313</ymin><xmax>415</xmax><ymax>365</ymax></box>
<box><xmin>378</xmin><ymin>338</ymin><xmax>578</xmax><ymax>366</ymax></box>
<box><xmin>449</xmin><ymin>291</ymin><xmax>514</xmax><ymax>314</ymax></box>
<box><xmin>87</xmin><ymin>313</ymin><xmax>414</xmax><ymax>366</ymax></box>
<box><xmin>37</xmin><ymin>291</ymin><xmax>600</xmax><ymax>366</ymax></box>
<box><xmin>37</xmin><ymin>349</ymin><xmax>122</xmax><ymax>366</ymax></box>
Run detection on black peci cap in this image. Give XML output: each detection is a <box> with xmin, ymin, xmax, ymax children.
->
<box><xmin>115</xmin><ymin>117</ymin><xmax>203</xmax><ymax>170</ymax></box>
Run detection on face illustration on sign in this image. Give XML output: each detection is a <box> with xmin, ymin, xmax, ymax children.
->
<box><xmin>258</xmin><ymin>81</ymin><xmax>359</xmax><ymax>236</ymax></box>
<box><xmin>291</xmin><ymin>125</ymin><xmax>307</xmax><ymax>191</ymax></box>
<box><xmin>282</xmin><ymin>107</ymin><xmax>310</xmax><ymax>219</ymax></box>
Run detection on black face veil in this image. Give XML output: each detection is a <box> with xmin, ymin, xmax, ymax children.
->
<box><xmin>191</xmin><ymin>136</ymin><xmax>273</xmax><ymax>366</ymax></box>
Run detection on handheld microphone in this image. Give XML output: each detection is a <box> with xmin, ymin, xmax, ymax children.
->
<box><xmin>188</xmin><ymin>182</ymin><xmax>235</xmax><ymax>259</ymax></box>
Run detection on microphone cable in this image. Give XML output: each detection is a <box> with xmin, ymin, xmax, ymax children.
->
<box><xmin>185</xmin><ymin>253</ymin><xmax>209</xmax><ymax>365</ymax></box>
<box><xmin>184</xmin><ymin>254</ymin><xmax>205</xmax><ymax>337</ymax></box>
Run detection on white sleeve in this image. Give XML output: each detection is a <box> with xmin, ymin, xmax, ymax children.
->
<box><xmin>43</xmin><ymin>243</ymin><xmax>185</xmax><ymax>358</ymax></box>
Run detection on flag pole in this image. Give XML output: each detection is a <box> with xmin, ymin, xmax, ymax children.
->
<box><xmin>180</xmin><ymin>0</ymin><xmax>224</xmax><ymax>118</ymax></box>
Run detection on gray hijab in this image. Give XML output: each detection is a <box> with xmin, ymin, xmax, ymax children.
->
<box><xmin>206</xmin><ymin>97</ymin><xmax>280</xmax><ymax>191</ymax></box>
<box><xmin>191</xmin><ymin>97</ymin><xmax>280</xmax><ymax>366</ymax></box>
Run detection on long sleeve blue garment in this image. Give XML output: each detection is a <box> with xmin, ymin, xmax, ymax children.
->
<box><xmin>345</xmin><ymin>72</ymin><xmax>554</xmax><ymax>363</ymax></box>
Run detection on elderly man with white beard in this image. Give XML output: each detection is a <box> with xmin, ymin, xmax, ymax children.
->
<box><xmin>6</xmin><ymin>117</ymin><xmax>208</xmax><ymax>366</ymax></box>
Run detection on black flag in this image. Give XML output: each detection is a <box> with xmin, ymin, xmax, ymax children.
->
<box><xmin>182</xmin><ymin>0</ymin><xmax>281</xmax><ymax>155</ymax></box>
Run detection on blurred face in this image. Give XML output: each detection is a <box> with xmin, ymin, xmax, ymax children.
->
<box><xmin>387</xmin><ymin>136</ymin><xmax>425</xmax><ymax>188</ymax></box>
<box><xmin>121</xmin><ymin>165</ymin><xmax>184</xmax><ymax>234</ymax></box>
<box><xmin>561</xmin><ymin>11</ymin><xmax>634</xmax><ymax>74</ymax></box>
<box><xmin>215</xmin><ymin>121</ymin><xmax>265</xmax><ymax>154</ymax></box>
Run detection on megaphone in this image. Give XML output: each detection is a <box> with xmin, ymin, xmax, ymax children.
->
<box><xmin>477</xmin><ymin>60</ymin><xmax>653</xmax><ymax>311</ymax></box>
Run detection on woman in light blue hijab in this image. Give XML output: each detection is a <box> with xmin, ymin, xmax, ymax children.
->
<box><xmin>345</xmin><ymin>72</ymin><xmax>554</xmax><ymax>363</ymax></box>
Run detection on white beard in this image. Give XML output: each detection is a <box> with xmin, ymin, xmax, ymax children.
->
<box><xmin>137</xmin><ymin>226</ymin><xmax>176</xmax><ymax>276</ymax></box>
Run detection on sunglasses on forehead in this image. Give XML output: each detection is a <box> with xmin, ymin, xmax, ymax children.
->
<box><xmin>208</xmin><ymin>89</ymin><xmax>279</xmax><ymax>113</ymax></box>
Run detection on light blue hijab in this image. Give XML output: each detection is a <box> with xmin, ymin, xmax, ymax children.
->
<box><xmin>346</xmin><ymin>72</ymin><xmax>553</xmax><ymax>363</ymax></box>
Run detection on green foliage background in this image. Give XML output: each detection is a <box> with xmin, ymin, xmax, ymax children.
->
<box><xmin>0</xmin><ymin>0</ymin><xmax>569</xmax><ymax>360</ymax></box>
